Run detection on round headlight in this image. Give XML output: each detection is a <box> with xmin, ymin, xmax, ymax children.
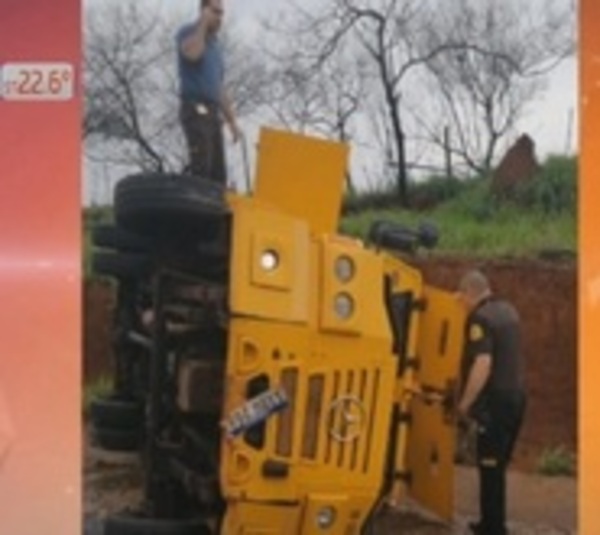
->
<box><xmin>316</xmin><ymin>506</ymin><xmax>337</xmax><ymax>529</ymax></box>
<box><xmin>334</xmin><ymin>255</ymin><xmax>355</xmax><ymax>283</ymax></box>
<box><xmin>260</xmin><ymin>250</ymin><xmax>279</xmax><ymax>271</ymax></box>
<box><xmin>334</xmin><ymin>293</ymin><xmax>354</xmax><ymax>320</ymax></box>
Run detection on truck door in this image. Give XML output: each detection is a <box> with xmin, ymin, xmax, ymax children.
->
<box><xmin>404</xmin><ymin>285</ymin><xmax>465</xmax><ymax>521</ymax></box>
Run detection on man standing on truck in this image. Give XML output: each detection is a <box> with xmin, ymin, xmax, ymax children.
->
<box><xmin>456</xmin><ymin>270</ymin><xmax>527</xmax><ymax>535</ymax></box>
<box><xmin>176</xmin><ymin>0</ymin><xmax>241</xmax><ymax>185</ymax></box>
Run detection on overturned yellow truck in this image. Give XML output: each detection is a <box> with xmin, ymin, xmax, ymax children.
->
<box><xmin>90</xmin><ymin>128</ymin><xmax>465</xmax><ymax>534</ymax></box>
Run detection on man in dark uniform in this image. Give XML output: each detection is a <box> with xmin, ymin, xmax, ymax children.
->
<box><xmin>456</xmin><ymin>270</ymin><xmax>527</xmax><ymax>535</ymax></box>
<box><xmin>176</xmin><ymin>0</ymin><xmax>241</xmax><ymax>184</ymax></box>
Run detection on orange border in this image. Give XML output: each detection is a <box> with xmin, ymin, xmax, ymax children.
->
<box><xmin>580</xmin><ymin>1</ymin><xmax>600</xmax><ymax>533</ymax></box>
<box><xmin>0</xmin><ymin>1</ymin><xmax>81</xmax><ymax>533</ymax></box>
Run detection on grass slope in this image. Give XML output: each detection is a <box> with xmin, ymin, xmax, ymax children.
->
<box><xmin>341</xmin><ymin>156</ymin><xmax>577</xmax><ymax>257</ymax></box>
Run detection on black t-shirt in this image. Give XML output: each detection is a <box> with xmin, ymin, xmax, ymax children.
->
<box><xmin>462</xmin><ymin>296</ymin><xmax>524</xmax><ymax>398</ymax></box>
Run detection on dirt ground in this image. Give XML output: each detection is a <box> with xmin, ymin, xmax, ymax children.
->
<box><xmin>83</xmin><ymin>444</ymin><xmax>576</xmax><ymax>535</ymax></box>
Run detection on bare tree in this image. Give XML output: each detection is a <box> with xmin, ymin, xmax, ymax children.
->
<box><xmin>84</xmin><ymin>1</ymin><xmax>182</xmax><ymax>173</ymax></box>
<box><xmin>84</xmin><ymin>0</ymin><xmax>271</xmax><ymax>203</ymax></box>
<box><xmin>259</xmin><ymin>47</ymin><xmax>368</xmax><ymax>193</ymax></box>
<box><xmin>261</xmin><ymin>0</ymin><xmax>574</xmax><ymax>198</ymax></box>
<box><xmin>417</xmin><ymin>0</ymin><xmax>575</xmax><ymax>176</ymax></box>
<box><xmin>265</xmin><ymin>0</ymin><xmax>495</xmax><ymax>205</ymax></box>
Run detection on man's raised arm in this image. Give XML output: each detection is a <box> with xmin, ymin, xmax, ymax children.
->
<box><xmin>180</xmin><ymin>7</ymin><xmax>213</xmax><ymax>61</ymax></box>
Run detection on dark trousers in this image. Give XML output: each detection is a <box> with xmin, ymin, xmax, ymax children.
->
<box><xmin>179</xmin><ymin>99</ymin><xmax>227</xmax><ymax>185</ymax></box>
<box><xmin>475</xmin><ymin>390</ymin><xmax>526</xmax><ymax>535</ymax></box>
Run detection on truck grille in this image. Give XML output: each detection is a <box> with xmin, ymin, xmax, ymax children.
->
<box><xmin>275</xmin><ymin>367</ymin><xmax>381</xmax><ymax>473</ymax></box>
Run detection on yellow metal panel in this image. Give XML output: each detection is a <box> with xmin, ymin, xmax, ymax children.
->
<box><xmin>319</xmin><ymin>237</ymin><xmax>389</xmax><ymax>339</ymax></box>
<box><xmin>221</xmin><ymin>319</ymin><xmax>396</xmax><ymax>504</ymax></box>
<box><xmin>221</xmin><ymin>502</ymin><xmax>302</xmax><ymax>535</ymax></box>
<box><xmin>404</xmin><ymin>285</ymin><xmax>465</xmax><ymax>521</ymax></box>
<box><xmin>406</xmin><ymin>398</ymin><xmax>456</xmax><ymax>521</ymax></box>
<box><xmin>416</xmin><ymin>286</ymin><xmax>465</xmax><ymax>390</ymax></box>
<box><xmin>221</xmin><ymin>319</ymin><xmax>309</xmax><ymax>502</ymax></box>
<box><xmin>229</xmin><ymin>199</ymin><xmax>311</xmax><ymax>323</ymax></box>
<box><xmin>300</xmin><ymin>494</ymin><xmax>370</xmax><ymax>535</ymax></box>
<box><xmin>254</xmin><ymin>127</ymin><xmax>349</xmax><ymax>235</ymax></box>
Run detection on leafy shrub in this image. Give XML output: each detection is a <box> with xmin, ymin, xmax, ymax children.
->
<box><xmin>343</xmin><ymin>175</ymin><xmax>470</xmax><ymax>214</ymax></box>
<box><xmin>437</xmin><ymin>178</ymin><xmax>500</xmax><ymax>223</ymax></box>
<box><xmin>514</xmin><ymin>156</ymin><xmax>577</xmax><ymax>215</ymax></box>
<box><xmin>408</xmin><ymin>175</ymin><xmax>469</xmax><ymax>210</ymax></box>
<box><xmin>342</xmin><ymin>182</ymin><xmax>400</xmax><ymax>214</ymax></box>
<box><xmin>536</xmin><ymin>445</ymin><xmax>576</xmax><ymax>477</ymax></box>
<box><xmin>83</xmin><ymin>375</ymin><xmax>113</xmax><ymax>416</ymax></box>
<box><xmin>83</xmin><ymin>206</ymin><xmax>114</xmax><ymax>279</ymax></box>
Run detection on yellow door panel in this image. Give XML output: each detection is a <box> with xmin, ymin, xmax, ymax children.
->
<box><xmin>254</xmin><ymin>127</ymin><xmax>349</xmax><ymax>235</ymax></box>
<box><xmin>404</xmin><ymin>285</ymin><xmax>465</xmax><ymax>521</ymax></box>
<box><xmin>406</xmin><ymin>398</ymin><xmax>456</xmax><ymax>521</ymax></box>
<box><xmin>416</xmin><ymin>286</ymin><xmax>466</xmax><ymax>391</ymax></box>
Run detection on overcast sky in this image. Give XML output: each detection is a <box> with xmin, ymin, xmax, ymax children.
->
<box><xmin>230</xmin><ymin>0</ymin><xmax>578</xmax><ymax>156</ymax></box>
<box><xmin>83</xmin><ymin>0</ymin><xmax>578</xmax><ymax>203</ymax></box>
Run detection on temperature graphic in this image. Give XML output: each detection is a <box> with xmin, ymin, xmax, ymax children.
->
<box><xmin>0</xmin><ymin>63</ymin><xmax>74</xmax><ymax>101</ymax></box>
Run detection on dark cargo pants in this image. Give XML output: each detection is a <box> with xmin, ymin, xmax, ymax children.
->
<box><xmin>475</xmin><ymin>390</ymin><xmax>526</xmax><ymax>535</ymax></box>
<box><xmin>179</xmin><ymin>99</ymin><xmax>227</xmax><ymax>185</ymax></box>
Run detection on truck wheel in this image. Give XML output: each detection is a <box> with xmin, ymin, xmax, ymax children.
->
<box><xmin>92</xmin><ymin>252</ymin><xmax>152</xmax><ymax>281</ymax></box>
<box><xmin>92</xmin><ymin>225</ymin><xmax>153</xmax><ymax>253</ymax></box>
<box><xmin>92</xmin><ymin>426</ymin><xmax>142</xmax><ymax>452</ymax></box>
<box><xmin>89</xmin><ymin>396</ymin><xmax>144</xmax><ymax>430</ymax></box>
<box><xmin>103</xmin><ymin>511</ymin><xmax>210</xmax><ymax>535</ymax></box>
<box><xmin>114</xmin><ymin>174</ymin><xmax>228</xmax><ymax>239</ymax></box>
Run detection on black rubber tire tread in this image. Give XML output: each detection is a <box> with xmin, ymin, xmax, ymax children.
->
<box><xmin>92</xmin><ymin>426</ymin><xmax>142</xmax><ymax>452</ymax></box>
<box><xmin>104</xmin><ymin>511</ymin><xmax>210</xmax><ymax>535</ymax></box>
<box><xmin>92</xmin><ymin>252</ymin><xmax>152</xmax><ymax>280</ymax></box>
<box><xmin>89</xmin><ymin>396</ymin><xmax>144</xmax><ymax>430</ymax></box>
<box><xmin>92</xmin><ymin>225</ymin><xmax>153</xmax><ymax>253</ymax></box>
<box><xmin>114</xmin><ymin>174</ymin><xmax>228</xmax><ymax>236</ymax></box>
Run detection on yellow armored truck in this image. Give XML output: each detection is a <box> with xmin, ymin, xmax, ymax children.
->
<box><xmin>90</xmin><ymin>128</ymin><xmax>465</xmax><ymax>534</ymax></box>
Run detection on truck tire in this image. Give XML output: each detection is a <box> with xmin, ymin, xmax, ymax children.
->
<box><xmin>92</xmin><ymin>225</ymin><xmax>153</xmax><ymax>253</ymax></box>
<box><xmin>92</xmin><ymin>426</ymin><xmax>143</xmax><ymax>452</ymax></box>
<box><xmin>89</xmin><ymin>396</ymin><xmax>144</xmax><ymax>430</ymax></box>
<box><xmin>114</xmin><ymin>174</ymin><xmax>228</xmax><ymax>239</ymax></box>
<box><xmin>103</xmin><ymin>511</ymin><xmax>210</xmax><ymax>535</ymax></box>
<box><xmin>92</xmin><ymin>252</ymin><xmax>152</xmax><ymax>281</ymax></box>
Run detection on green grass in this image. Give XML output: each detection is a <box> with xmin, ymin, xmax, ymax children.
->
<box><xmin>341</xmin><ymin>208</ymin><xmax>575</xmax><ymax>257</ymax></box>
<box><xmin>83</xmin><ymin>206</ymin><xmax>113</xmax><ymax>279</ymax></box>
<box><xmin>83</xmin><ymin>374</ymin><xmax>113</xmax><ymax>416</ymax></box>
<box><xmin>340</xmin><ymin>157</ymin><xmax>577</xmax><ymax>258</ymax></box>
<box><xmin>536</xmin><ymin>445</ymin><xmax>576</xmax><ymax>477</ymax></box>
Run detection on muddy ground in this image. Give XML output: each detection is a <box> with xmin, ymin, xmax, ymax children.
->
<box><xmin>83</xmin><ymin>443</ymin><xmax>576</xmax><ymax>535</ymax></box>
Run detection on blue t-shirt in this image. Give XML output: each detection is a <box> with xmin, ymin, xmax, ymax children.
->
<box><xmin>176</xmin><ymin>21</ymin><xmax>224</xmax><ymax>103</ymax></box>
